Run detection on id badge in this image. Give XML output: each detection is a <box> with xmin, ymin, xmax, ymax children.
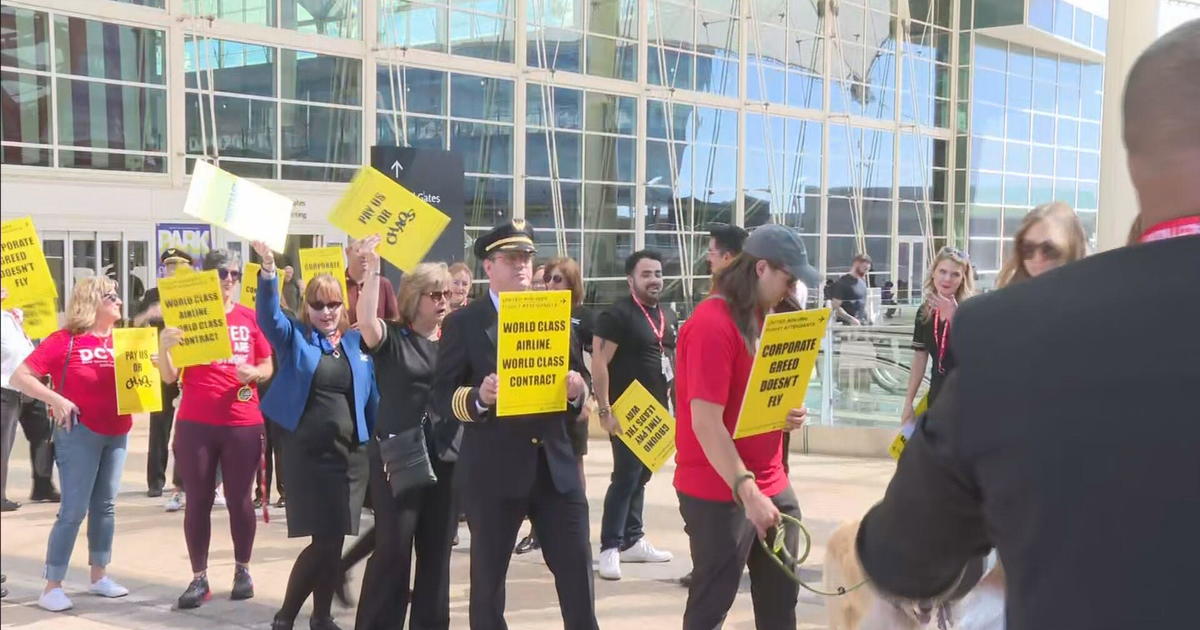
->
<box><xmin>661</xmin><ymin>354</ymin><xmax>674</xmax><ymax>382</ymax></box>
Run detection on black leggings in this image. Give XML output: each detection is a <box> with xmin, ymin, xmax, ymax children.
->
<box><xmin>278</xmin><ymin>535</ymin><xmax>344</xmax><ymax>621</ymax></box>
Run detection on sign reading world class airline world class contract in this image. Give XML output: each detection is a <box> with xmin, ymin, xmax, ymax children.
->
<box><xmin>734</xmin><ymin>308</ymin><xmax>830</xmax><ymax>439</ymax></box>
<box><xmin>496</xmin><ymin>290</ymin><xmax>572</xmax><ymax>417</ymax></box>
<box><xmin>158</xmin><ymin>270</ymin><xmax>233</xmax><ymax>368</ymax></box>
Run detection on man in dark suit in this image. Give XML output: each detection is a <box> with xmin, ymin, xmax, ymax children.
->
<box><xmin>855</xmin><ymin>20</ymin><xmax>1200</xmax><ymax>630</ymax></box>
<box><xmin>433</xmin><ymin>219</ymin><xmax>598</xmax><ymax>630</ymax></box>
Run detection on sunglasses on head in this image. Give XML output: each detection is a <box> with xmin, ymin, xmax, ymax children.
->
<box><xmin>1018</xmin><ymin>240</ymin><xmax>1063</xmax><ymax>261</ymax></box>
<box><xmin>307</xmin><ymin>300</ymin><xmax>343</xmax><ymax>312</ymax></box>
<box><xmin>425</xmin><ymin>290</ymin><xmax>450</xmax><ymax>301</ymax></box>
<box><xmin>938</xmin><ymin>246</ymin><xmax>970</xmax><ymax>262</ymax></box>
<box><xmin>217</xmin><ymin>268</ymin><xmax>242</xmax><ymax>281</ymax></box>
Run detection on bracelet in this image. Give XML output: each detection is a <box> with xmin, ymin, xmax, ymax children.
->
<box><xmin>731</xmin><ymin>472</ymin><xmax>756</xmax><ymax>507</ymax></box>
<box><xmin>597</xmin><ymin>406</ymin><xmax>611</xmax><ymax>417</ymax></box>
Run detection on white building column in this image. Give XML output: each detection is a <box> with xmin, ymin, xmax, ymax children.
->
<box><xmin>1096</xmin><ymin>0</ymin><xmax>1161</xmax><ymax>251</ymax></box>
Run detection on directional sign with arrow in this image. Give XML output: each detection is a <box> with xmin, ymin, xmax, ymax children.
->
<box><xmin>370</xmin><ymin>146</ymin><xmax>466</xmax><ymax>278</ymax></box>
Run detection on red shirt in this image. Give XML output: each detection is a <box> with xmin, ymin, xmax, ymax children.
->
<box><xmin>176</xmin><ymin>305</ymin><xmax>271</xmax><ymax>426</ymax></box>
<box><xmin>23</xmin><ymin>330</ymin><xmax>132</xmax><ymax>435</ymax></box>
<box><xmin>674</xmin><ymin>297</ymin><xmax>788</xmax><ymax>502</ymax></box>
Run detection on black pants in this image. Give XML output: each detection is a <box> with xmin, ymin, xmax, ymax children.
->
<box><xmin>356</xmin><ymin>442</ymin><xmax>456</xmax><ymax>630</ymax></box>
<box><xmin>678</xmin><ymin>487</ymin><xmax>802</xmax><ymax>630</ymax></box>
<box><xmin>255</xmin><ymin>420</ymin><xmax>286</xmax><ymax>502</ymax></box>
<box><xmin>1</xmin><ymin>388</ymin><xmax>55</xmax><ymax>500</ymax></box>
<box><xmin>467</xmin><ymin>450</ymin><xmax>597</xmax><ymax>630</ymax></box>
<box><xmin>599</xmin><ymin>435</ymin><xmax>651</xmax><ymax>551</ymax></box>
<box><xmin>146</xmin><ymin>390</ymin><xmax>181</xmax><ymax>492</ymax></box>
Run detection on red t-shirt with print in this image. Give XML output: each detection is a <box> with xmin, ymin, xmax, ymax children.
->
<box><xmin>176</xmin><ymin>305</ymin><xmax>271</xmax><ymax>426</ymax></box>
<box><xmin>673</xmin><ymin>297</ymin><xmax>788</xmax><ymax>502</ymax></box>
<box><xmin>23</xmin><ymin>330</ymin><xmax>132</xmax><ymax>435</ymax></box>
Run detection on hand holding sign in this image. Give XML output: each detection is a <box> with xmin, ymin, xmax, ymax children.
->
<box><xmin>479</xmin><ymin>373</ymin><xmax>499</xmax><ymax>407</ymax></box>
<box><xmin>327</xmin><ymin>167</ymin><xmax>451</xmax><ymax>273</ymax></box>
<box><xmin>784</xmin><ymin>407</ymin><xmax>808</xmax><ymax>432</ymax></box>
<box><xmin>566</xmin><ymin>371</ymin><xmax>586</xmax><ymax>401</ymax></box>
<box><xmin>352</xmin><ymin>235</ymin><xmax>383</xmax><ymax>277</ymax></box>
<box><xmin>251</xmin><ymin>241</ymin><xmax>276</xmax><ymax>272</ymax></box>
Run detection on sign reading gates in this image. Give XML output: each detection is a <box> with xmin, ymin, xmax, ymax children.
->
<box><xmin>369</xmin><ymin>146</ymin><xmax>466</xmax><ymax>267</ymax></box>
<box><xmin>496</xmin><ymin>290</ymin><xmax>572</xmax><ymax>417</ymax></box>
<box><xmin>156</xmin><ymin>222</ymin><xmax>210</xmax><ymax>276</ymax></box>
<box><xmin>327</xmin><ymin>166</ymin><xmax>451</xmax><ymax>273</ymax></box>
<box><xmin>158</xmin><ymin>270</ymin><xmax>233</xmax><ymax>367</ymax></box>
<box><xmin>298</xmin><ymin>247</ymin><xmax>348</xmax><ymax>300</ymax></box>
<box><xmin>113</xmin><ymin>328</ymin><xmax>163</xmax><ymax>415</ymax></box>
<box><xmin>1</xmin><ymin>216</ymin><xmax>58</xmax><ymax>307</ymax></box>
<box><xmin>734</xmin><ymin>309</ymin><xmax>830</xmax><ymax>439</ymax></box>
<box><xmin>611</xmin><ymin>380</ymin><xmax>676</xmax><ymax>472</ymax></box>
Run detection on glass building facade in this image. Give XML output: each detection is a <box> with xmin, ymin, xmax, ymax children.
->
<box><xmin>1</xmin><ymin>0</ymin><xmax>1110</xmax><ymax>310</ymax></box>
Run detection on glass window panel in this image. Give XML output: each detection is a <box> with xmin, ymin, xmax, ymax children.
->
<box><xmin>973</xmin><ymin>38</ymin><xmax>1007</xmax><ymax>70</ymax></box>
<box><xmin>1055</xmin><ymin>149</ymin><xmax>1076</xmax><ymax>178</ymax></box>
<box><xmin>59</xmin><ymin>150</ymin><xmax>165</xmax><ymax>172</ymax></box>
<box><xmin>1</xmin><ymin>6</ymin><xmax>51</xmax><ymax>71</ymax></box>
<box><xmin>1007</xmin><ymin>75</ymin><xmax>1032</xmax><ymax>110</ymax></box>
<box><xmin>588</xmin><ymin>0</ymin><xmax>637</xmax><ymax>39</ymax></box>
<box><xmin>971</xmin><ymin>172</ymin><xmax>1002</xmax><ymax>204</ymax></box>
<box><xmin>379</xmin><ymin>1</ymin><xmax>447</xmax><ymax>51</ymax></box>
<box><xmin>1032</xmin><ymin>146</ymin><xmax>1054</xmax><ymax>175</ymax></box>
<box><xmin>826</xmin><ymin>197</ymin><xmax>858</xmax><ymax>234</ymax></box>
<box><xmin>527</xmin><ymin>84</ymin><xmax>582</xmax><ymax>129</ymax></box>
<box><xmin>1056</xmin><ymin>117</ymin><xmax>1078</xmax><ymax>147</ymax></box>
<box><xmin>1005</xmin><ymin>141</ymin><xmax>1029</xmax><ymax>173</ymax></box>
<box><xmin>1079</xmin><ymin>121</ymin><xmax>1099</xmax><ymax>150</ymax></box>
<box><xmin>282</xmin><ymin>0</ymin><xmax>361</xmax><ymax>39</ymax></box>
<box><xmin>583</xmin><ymin>183</ymin><xmax>634</xmax><ymax>230</ymax></box>
<box><xmin>584</xmin><ymin>134</ymin><xmax>634</xmax><ymax>182</ymax></box>
<box><xmin>280</xmin><ymin>103</ymin><xmax>360</xmax><ymax>164</ymax></box>
<box><xmin>215</xmin><ymin>160</ymin><xmax>276</xmax><ymax>179</ymax></box>
<box><xmin>648</xmin><ymin>47</ymin><xmax>695</xmax><ymax>90</ymax></box>
<box><xmin>787</xmin><ymin>71</ymin><xmax>823</xmax><ymax>109</ymax></box>
<box><xmin>1029</xmin><ymin>0</ymin><xmax>1053</xmax><ymax>30</ymax></box>
<box><xmin>527</xmin><ymin>34</ymin><xmax>582</xmax><ymax>73</ymax></box>
<box><xmin>54</xmin><ymin>16</ymin><xmax>166</xmax><ymax>84</ymax></box>
<box><xmin>584</xmin><ymin>231</ymin><xmax>634</xmax><ymax>278</ymax></box>
<box><xmin>585</xmin><ymin>35</ymin><xmax>637</xmax><ymax>81</ymax></box>
<box><xmin>585</xmin><ymin>92</ymin><xmax>635</xmax><ymax>135</ymax></box>
<box><xmin>451</xmin><ymin>74</ymin><xmax>514</xmax><ymax>121</ymax></box>
<box><xmin>1076</xmin><ymin>180</ymin><xmax>1098</xmax><ymax>210</ymax></box>
<box><xmin>1053</xmin><ymin>179</ymin><xmax>1076</xmax><ymax>206</ymax></box>
<box><xmin>645</xmin><ymin>140</ymin><xmax>682</xmax><ymax>188</ymax></box>
<box><xmin>56</xmin><ymin>79</ymin><xmax>167</xmax><ymax>152</ymax></box>
<box><xmin>825</xmin><ymin>236</ymin><xmax>859</xmax><ymax>275</ymax></box>
<box><xmin>967</xmin><ymin>238</ymin><xmax>1000</xmax><ymax>271</ymax></box>
<box><xmin>464</xmin><ymin>175</ymin><xmax>513</xmax><ymax>225</ymax></box>
<box><xmin>644</xmin><ymin>186</ymin><xmax>682</xmax><ymax>231</ymax></box>
<box><xmin>1029</xmin><ymin>176</ymin><xmax>1053</xmax><ymax>204</ymax></box>
<box><xmin>1</xmin><ymin>144</ymin><xmax>50</xmax><ymax>166</ymax></box>
<box><xmin>449</xmin><ymin>10</ymin><xmax>514</xmax><ymax>62</ymax></box>
<box><xmin>1006</xmin><ymin>109</ymin><xmax>1031</xmax><ymax>141</ymax></box>
<box><xmin>185</xmin><ymin>93</ymin><xmax>275</xmax><ymax>159</ymax></box>
<box><xmin>185</xmin><ymin>0</ymin><xmax>274</xmax><ymax>27</ymax></box>
<box><xmin>584</xmin><ymin>279</ymin><xmax>629</xmax><ymax>309</ymax></box>
<box><xmin>451</xmin><ymin>121</ymin><xmax>513</xmax><ymax>175</ymax></box>
<box><xmin>185</xmin><ymin>39</ymin><xmax>276</xmax><ymax>97</ymax></box>
<box><xmin>1053</xmin><ymin>0</ymin><xmax>1074</xmax><ymax>39</ymax></box>
<box><xmin>280</xmin><ymin>50</ymin><xmax>361</xmax><ymax>105</ymax></box>
<box><xmin>376</xmin><ymin>114</ymin><xmax>447</xmax><ymax>150</ymax></box>
<box><xmin>648</xmin><ymin>1</ymin><xmax>694</xmax><ymax>50</ymax></box>
<box><xmin>1078</xmin><ymin>151</ymin><xmax>1099</xmax><ymax>180</ymax></box>
<box><xmin>695</xmin><ymin>54</ymin><xmax>739</xmax><ymax>97</ymax></box>
<box><xmin>1003</xmin><ymin>207</ymin><xmax>1028</xmax><ymax>237</ymax></box>
<box><xmin>1</xmin><ymin>71</ymin><xmax>51</xmax><ymax>145</ymax></box>
<box><xmin>1032</xmin><ymin>113</ymin><xmax>1054</xmax><ymax>143</ymax></box>
<box><xmin>973</xmin><ymin>137</ymin><xmax>1003</xmax><ymax>171</ymax></box>
<box><xmin>280</xmin><ymin>164</ymin><xmax>356</xmax><ymax>181</ymax></box>
<box><xmin>972</xmin><ymin>101</ymin><xmax>1004</xmax><ymax>138</ymax></box>
<box><xmin>1004</xmin><ymin>174</ymin><xmax>1030</xmax><ymax>205</ymax></box>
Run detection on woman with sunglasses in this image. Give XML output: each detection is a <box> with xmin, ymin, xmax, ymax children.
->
<box><xmin>343</xmin><ymin>237</ymin><xmax>459</xmax><ymax>629</ymax></box>
<box><xmin>543</xmin><ymin>258</ymin><xmax>593</xmax><ymax>470</ymax></box>
<box><xmin>157</xmin><ymin>249</ymin><xmax>274</xmax><ymax>610</ymax></box>
<box><xmin>251</xmin><ymin>241</ymin><xmax>376</xmax><ymax>630</ymax></box>
<box><xmin>10</xmin><ymin>277</ymin><xmax>131</xmax><ymax>612</ymax></box>
<box><xmin>997</xmin><ymin>201</ymin><xmax>1089</xmax><ymax>288</ymax></box>
<box><xmin>900</xmin><ymin>247</ymin><xmax>976</xmax><ymax>427</ymax></box>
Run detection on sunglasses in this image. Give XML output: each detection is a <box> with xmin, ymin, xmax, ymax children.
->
<box><xmin>217</xmin><ymin>268</ymin><xmax>242</xmax><ymax>281</ymax></box>
<box><xmin>547</xmin><ymin>274</ymin><xmax>566</xmax><ymax>284</ymax></box>
<box><xmin>101</xmin><ymin>292</ymin><xmax>120</xmax><ymax>303</ymax></box>
<box><xmin>938</xmin><ymin>246</ymin><xmax>970</xmax><ymax>262</ymax></box>
<box><xmin>1018</xmin><ymin>240</ymin><xmax>1064</xmax><ymax>261</ymax></box>
<box><xmin>307</xmin><ymin>300</ymin><xmax>343</xmax><ymax>312</ymax></box>
<box><xmin>425</xmin><ymin>291</ymin><xmax>450</xmax><ymax>302</ymax></box>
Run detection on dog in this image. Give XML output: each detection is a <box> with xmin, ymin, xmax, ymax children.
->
<box><xmin>823</xmin><ymin>520</ymin><xmax>1006</xmax><ymax>630</ymax></box>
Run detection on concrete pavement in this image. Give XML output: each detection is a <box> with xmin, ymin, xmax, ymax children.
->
<box><xmin>1</xmin><ymin>422</ymin><xmax>895</xmax><ymax>629</ymax></box>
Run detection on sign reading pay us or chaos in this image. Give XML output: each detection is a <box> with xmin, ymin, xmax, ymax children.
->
<box><xmin>611</xmin><ymin>380</ymin><xmax>676</xmax><ymax>472</ymax></box>
<box><xmin>327</xmin><ymin>167</ymin><xmax>451</xmax><ymax>273</ymax></box>
<box><xmin>158</xmin><ymin>270</ymin><xmax>232</xmax><ymax>368</ymax></box>
<box><xmin>496</xmin><ymin>290</ymin><xmax>572</xmax><ymax>417</ymax></box>
<box><xmin>113</xmin><ymin>328</ymin><xmax>163</xmax><ymax>415</ymax></box>
<box><xmin>734</xmin><ymin>309</ymin><xmax>831</xmax><ymax>439</ymax></box>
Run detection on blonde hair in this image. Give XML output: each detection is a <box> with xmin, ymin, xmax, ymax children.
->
<box><xmin>996</xmin><ymin>202</ymin><xmax>1089</xmax><ymax>288</ymax></box>
<box><xmin>920</xmin><ymin>248</ymin><xmax>976</xmax><ymax>322</ymax></box>
<box><xmin>395</xmin><ymin>263</ymin><xmax>452</xmax><ymax>328</ymax></box>
<box><xmin>299</xmin><ymin>274</ymin><xmax>349</xmax><ymax>334</ymax></box>
<box><xmin>65</xmin><ymin>276</ymin><xmax>118</xmax><ymax>334</ymax></box>
<box><xmin>448</xmin><ymin>261</ymin><xmax>472</xmax><ymax>280</ymax></box>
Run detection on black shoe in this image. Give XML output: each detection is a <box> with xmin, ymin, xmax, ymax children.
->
<box><xmin>1</xmin><ymin>499</ymin><xmax>19</xmax><ymax>512</ymax></box>
<box><xmin>514</xmin><ymin>534</ymin><xmax>540</xmax><ymax>555</ymax></box>
<box><xmin>147</xmin><ymin>488</ymin><xmax>164</xmax><ymax>498</ymax></box>
<box><xmin>30</xmin><ymin>486</ymin><xmax>60</xmax><ymax>503</ymax></box>
<box><xmin>253</xmin><ymin>497</ymin><xmax>263</xmax><ymax>509</ymax></box>
<box><xmin>679</xmin><ymin>571</ymin><xmax>693</xmax><ymax>588</ymax></box>
<box><xmin>177</xmin><ymin>576</ymin><xmax>211</xmax><ymax>609</ymax></box>
<box><xmin>231</xmin><ymin>567</ymin><xmax>254</xmax><ymax>600</ymax></box>
<box><xmin>309</xmin><ymin>616</ymin><xmax>343</xmax><ymax>630</ymax></box>
<box><xmin>271</xmin><ymin>614</ymin><xmax>295</xmax><ymax>630</ymax></box>
<box><xmin>1</xmin><ymin>573</ymin><xmax>6</xmax><ymax>599</ymax></box>
<box><xmin>275</xmin><ymin>496</ymin><xmax>286</xmax><ymax>508</ymax></box>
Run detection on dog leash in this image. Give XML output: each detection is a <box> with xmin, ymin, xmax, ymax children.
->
<box><xmin>758</xmin><ymin>513</ymin><xmax>869</xmax><ymax>597</ymax></box>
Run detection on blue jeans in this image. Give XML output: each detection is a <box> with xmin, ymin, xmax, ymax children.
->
<box><xmin>599</xmin><ymin>436</ymin><xmax>652</xmax><ymax>552</ymax></box>
<box><xmin>44</xmin><ymin>423</ymin><xmax>128</xmax><ymax>582</ymax></box>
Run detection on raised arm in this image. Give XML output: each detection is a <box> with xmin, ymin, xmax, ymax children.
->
<box><xmin>252</xmin><ymin>241</ymin><xmax>294</xmax><ymax>348</ymax></box>
<box><xmin>352</xmin><ymin>235</ymin><xmax>385</xmax><ymax>350</ymax></box>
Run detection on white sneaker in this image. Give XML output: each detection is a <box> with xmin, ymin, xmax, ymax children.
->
<box><xmin>620</xmin><ymin>538</ymin><xmax>673</xmax><ymax>563</ymax></box>
<box><xmin>38</xmin><ymin>587</ymin><xmax>73</xmax><ymax>612</ymax></box>
<box><xmin>213</xmin><ymin>490</ymin><xmax>226</xmax><ymax>507</ymax></box>
<box><xmin>164</xmin><ymin>492</ymin><xmax>183</xmax><ymax>512</ymax></box>
<box><xmin>88</xmin><ymin>576</ymin><xmax>129</xmax><ymax>598</ymax></box>
<box><xmin>598</xmin><ymin>548</ymin><xmax>621</xmax><ymax>580</ymax></box>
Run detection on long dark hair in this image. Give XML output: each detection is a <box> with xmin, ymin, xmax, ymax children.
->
<box><xmin>712</xmin><ymin>253</ymin><xmax>773</xmax><ymax>353</ymax></box>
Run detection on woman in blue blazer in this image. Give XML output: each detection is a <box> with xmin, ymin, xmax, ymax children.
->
<box><xmin>251</xmin><ymin>242</ymin><xmax>377</xmax><ymax>630</ymax></box>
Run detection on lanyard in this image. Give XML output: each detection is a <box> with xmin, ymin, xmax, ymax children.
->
<box><xmin>933</xmin><ymin>309</ymin><xmax>950</xmax><ymax>375</ymax></box>
<box><xmin>1139</xmin><ymin>215</ymin><xmax>1200</xmax><ymax>243</ymax></box>
<box><xmin>630</xmin><ymin>292</ymin><xmax>666</xmax><ymax>352</ymax></box>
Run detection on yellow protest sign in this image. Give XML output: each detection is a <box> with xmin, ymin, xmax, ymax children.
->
<box><xmin>496</xmin><ymin>290</ymin><xmax>572</xmax><ymax>417</ymax></box>
<box><xmin>240</xmin><ymin>262</ymin><xmax>260</xmax><ymax>309</ymax></box>
<box><xmin>327</xmin><ymin>167</ymin><xmax>451</xmax><ymax>272</ymax></box>
<box><xmin>113</xmin><ymin>327</ymin><xmax>163</xmax><ymax>415</ymax></box>
<box><xmin>1</xmin><ymin>216</ymin><xmax>58</xmax><ymax>306</ymax></box>
<box><xmin>734</xmin><ymin>308</ymin><xmax>830</xmax><ymax>439</ymax></box>
<box><xmin>611</xmin><ymin>380</ymin><xmax>676</xmax><ymax>472</ymax></box>
<box><xmin>158</xmin><ymin>270</ymin><xmax>233</xmax><ymax>368</ymax></box>
<box><xmin>888</xmin><ymin>394</ymin><xmax>929</xmax><ymax>460</ymax></box>
<box><xmin>298</xmin><ymin>247</ymin><xmax>348</xmax><ymax>299</ymax></box>
<box><xmin>183</xmin><ymin>160</ymin><xmax>292</xmax><ymax>252</ymax></box>
<box><xmin>11</xmin><ymin>295</ymin><xmax>59</xmax><ymax>340</ymax></box>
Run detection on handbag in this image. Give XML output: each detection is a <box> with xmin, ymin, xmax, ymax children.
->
<box><xmin>377</xmin><ymin>415</ymin><xmax>437</xmax><ymax>498</ymax></box>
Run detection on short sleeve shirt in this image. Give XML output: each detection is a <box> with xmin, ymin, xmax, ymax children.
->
<box><xmin>832</xmin><ymin>273</ymin><xmax>868</xmax><ymax>321</ymax></box>
<box><xmin>594</xmin><ymin>295</ymin><xmax>677</xmax><ymax>406</ymax></box>
<box><xmin>368</xmin><ymin>321</ymin><xmax>438</xmax><ymax>438</ymax></box>
<box><xmin>23</xmin><ymin>330</ymin><xmax>132</xmax><ymax>435</ymax></box>
<box><xmin>673</xmin><ymin>297</ymin><xmax>788</xmax><ymax>502</ymax></box>
<box><xmin>911</xmin><ymin>304</ymin><xmax>956</xmax><ymax>405</ymax></box>
<box><xmin>177</xmin><ymin>305</ymin><xmax>272</xmax><ymax>426</ymax></box>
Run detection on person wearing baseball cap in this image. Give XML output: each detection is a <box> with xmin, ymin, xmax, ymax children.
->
<box><xmin>672</xmin><ymin>223</ymin><xmax>812</xmax><ymax>628</ymax></box>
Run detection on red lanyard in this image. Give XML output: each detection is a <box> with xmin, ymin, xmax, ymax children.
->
<box><xmin>630</xmin><ymin>292</ymin><xmax>666</xmax><ymax>351</ymax></box>
<box><xmin>1139</xmin><ymin>215</ymin><xmax>1200</xmax><ymax>243</ymax></box>
<box><xmin>933</xmin><ymin>310</ymin><xmax>950</xmax><ymax>375</ymax></box>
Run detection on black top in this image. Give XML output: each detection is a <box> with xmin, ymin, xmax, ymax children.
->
<box><xmin>572</xmin><ymin>305</ymin><xmax>595</xmax><ymax>355</ymax></box>
<box><xmin>910</xmin><ymin>304</ymin><xmax>956</xmax><ymax>405</ymax></box>
<box><xmin>368</xmin><ymin>322</ymin><xmax>458</xmax><ymax>461</ymax></box>
<box><xmin>294</xmin><ymin>352</ymin><xmax>356</xmax><ymax>455</ymax></box>
<box><xmin>594</xmin><ymin>295</ymin><xmax>677</xmax><ymax>406</ymax></box>
<box><xmin>856</xmin><ymin>236</ymin><xmax>1200</xmax><ymax>630</ymax></box>
<box><xmin>831</xmin><ymin>273</ymin><xmax>868</xmax><ymax>322</ymax></box>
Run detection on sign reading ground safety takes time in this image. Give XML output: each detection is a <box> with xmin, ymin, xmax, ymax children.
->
<box><xmin>496</xmin><ymin>290</ymin><xmax>572</xmax><ymax>417</ymax></box>
<box><xmin>734</xmin><ymin>309</ymin><xmax>830</xmax><ymax>439</ymax></box>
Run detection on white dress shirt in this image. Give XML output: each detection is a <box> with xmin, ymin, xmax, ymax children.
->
<box><xmin>1</xmin><ymin>310</ymin><xmax>35</xmax><ymax>391</ymax></box>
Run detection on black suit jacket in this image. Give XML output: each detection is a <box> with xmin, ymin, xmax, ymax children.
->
<box><xmin>432</xmin><ymin>295</ymin><xmax>588</xmax><ymax>500</ymax></box>
<box><xmin>857</xmin><ymin>236</ymin><xmax>1200</xmax><ymax>629</ymax></box>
